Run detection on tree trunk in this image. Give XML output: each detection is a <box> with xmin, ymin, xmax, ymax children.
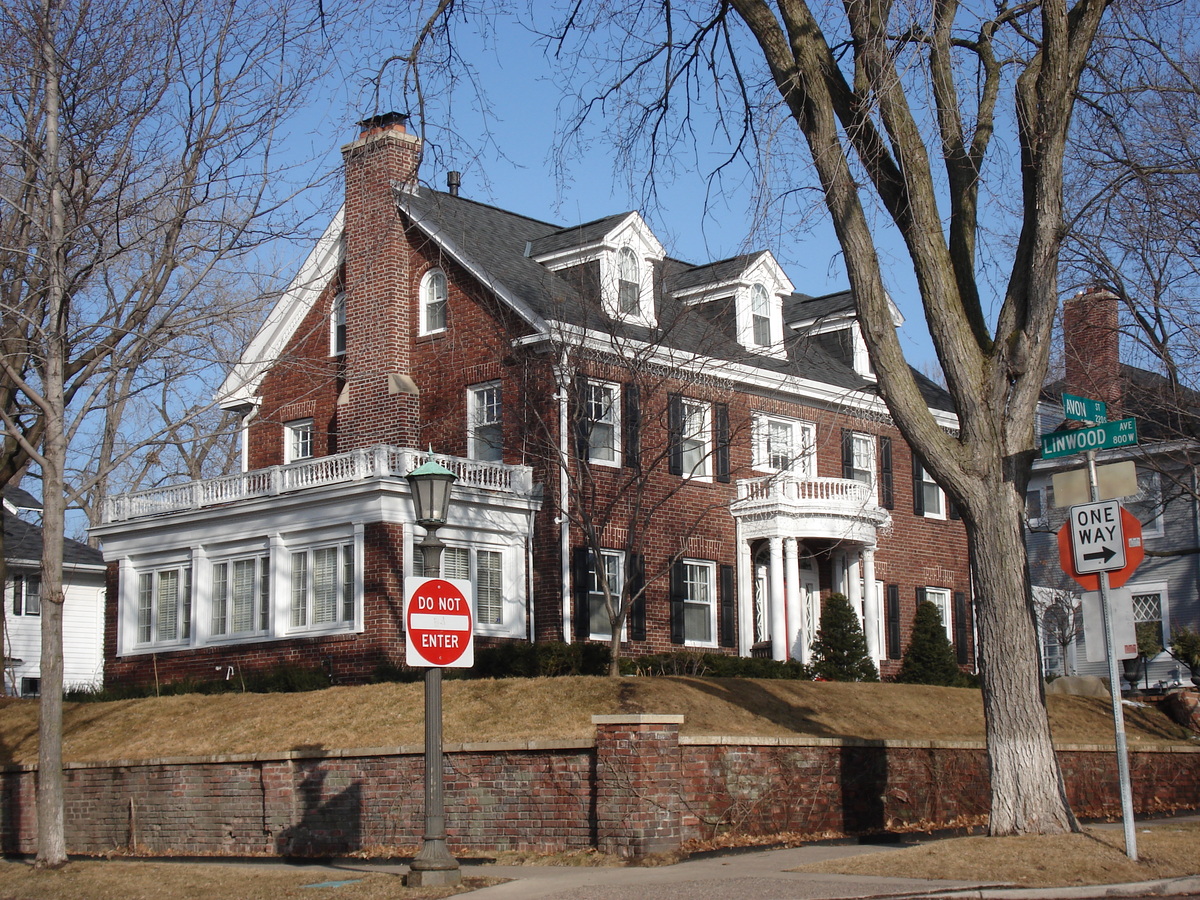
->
<box><xmin>966</xmin><ymin>479</ymin><xmax>1077</xmax><ymax>836</ymax></box>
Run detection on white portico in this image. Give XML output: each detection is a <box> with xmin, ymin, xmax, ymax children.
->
<box><xmin>731</xmin><ymin>475</ymin><xmax>891</xmax><ymax>663</ymax></box>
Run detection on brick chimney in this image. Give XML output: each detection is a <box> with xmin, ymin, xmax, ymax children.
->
<box><xmin>338</xmin><ymin>113</ymin><xmax>422</xmax><ymax>451</ymax></box>
<box><xmin>1062</xmin><ymin>286</ymin><xmax>1122</xmax><ymax>417</ymax></box>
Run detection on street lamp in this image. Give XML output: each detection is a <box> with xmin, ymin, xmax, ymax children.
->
<box><xmin>405</xmin><ymin>452</ymin><xmax>461</xmax><ymax>887</ymax></box>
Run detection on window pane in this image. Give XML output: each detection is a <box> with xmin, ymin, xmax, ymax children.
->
<box><xmin>23</xmin><ymin>577</ymin><xmax>40</xmax><ymax>616</ymax></box>
<box><xmin>138</xmin><ymin>573</ymin><xmax>153</xmax><ymax>643</ymax></box>
<box><xmin>182</xmin><ymin>568</ymin><xmax>192</xmax><ymax>639</ymax></box>
<box><xmin>158</xmin><ymin>570</ymin><xmax>179</xmax><ymax>640</ymax></box>
<box><xmin>232</xmin><ymin>559</ymin><xmax>256</xmax><ymax>633</ymax></box>
<box><xmin>681</xmin><ymin>401</ymin><xmax>709</xmax><ymax>477</ymax></box>
<box><xmin>211</xmin><ymin>563</ymin><xmax>228</xmax><ymax>635</ymax></box>
<box><xmin>424</xmin><ymin>270</ymin><xmax>447</xmax><ymax>331</ymax></box>
<box><xmin>477</xmin><ymin>550</ymin><xmax>503</xmax><ymax>626</ymax></box>
<box><xmin>1132</xmin><ymin>591</ymin><xmax>1164</xmax><ymax>648</ymax></box>
<box><xmin>291</xmin><ymin>552</ymin><xmax>307</xmax><ymax>627</ymax></box>
<box><xmin>588</xmin><ymin>384</ymin><xmax>618</xmax><ymax>462</ymax></box>
<box><xmin>618</xmin><ymin>247</ymin><xmax>639</xmax><ymax>314</ymax></box>
<box><xmin>683</xmin><ymin>563</ymin><xmax>713</xmax><ymax>643</ymax></box>
<box><xmin>260</xmin><ymin>558</ymin><xmax>270</xmax><ymax>632</ymax></box>
<box><xmin>443</xmin><ymin>547</ymin><xmax>469</xmax><ymax>580</ymax></box>
<box><xmin>342</xmin><ymin>546</ymin><xmax>354</xmax><ymax>623</ymax></box>
<box><xmin>312</xmin><ymin>548</ymin><xmax>339</xmax><ymax>624</ymax></box>
<box><xmin>472</xmin><ymin>385</ymin><xmax>503</xmax><ymax>461</ymax></box>
<box><xmin>588</xmin><ymin>554</ymin><xmax>621</xmax><ymax>637</ymax></box>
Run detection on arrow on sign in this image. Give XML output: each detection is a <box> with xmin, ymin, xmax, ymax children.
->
<box><xmin>1083</xmin><ymin>546</ymin><xmax>1117</xmax><ymax>564</ymax></box>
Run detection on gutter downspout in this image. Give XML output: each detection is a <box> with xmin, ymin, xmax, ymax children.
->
<box><xmin>557</xmin><ymin>350</ymin><xmax>572</xmax><ymax>642</ymax></box>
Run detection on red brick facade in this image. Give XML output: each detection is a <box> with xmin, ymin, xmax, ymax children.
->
<box><xmin>2</xmin><ymin>717</ymin><xmax>1196</xmax><ymax>858</ymax></box>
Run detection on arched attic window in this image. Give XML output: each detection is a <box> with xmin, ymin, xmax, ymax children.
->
<box><xmin>750</xmin><ymin>283</ymin><xmax>772</xmax><ymax>347</ymax></box>
<box><xmin>420</xmin><ymin>268</ymin><xmax>447</xmax><ymax>334</ymax></box>
<box><xmin>618</xmin><ymin>246</ymin><xmax>640</xmax><ymax>315</ymax></box>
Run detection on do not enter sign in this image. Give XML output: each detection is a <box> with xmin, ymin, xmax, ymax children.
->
<box><xmin>405</xmin><ymin>577</ymin><xmax>474</xmax><ymax>668</ymax></box>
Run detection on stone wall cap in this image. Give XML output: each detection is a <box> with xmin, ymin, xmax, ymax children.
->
<box><xmin>591</xmin><ymin>714</ymin><xmax>686</xmax><ymax>725</ymax></box>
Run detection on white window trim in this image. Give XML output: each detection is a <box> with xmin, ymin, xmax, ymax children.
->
<box><xmin>752</xmin><ymin>413</ymin><xmax>816</xmax><ymax>477</ymax></box>
<box><xmin>419</xmin><ymin>268</ymin><xmax>448</xmax><ymax>335</ymax></box>
<box><xmin>924</xmin><ymin>586</ymin><xmax>953</xmax><ymax>642</ymax></box>
<box><xmin>441</xmin><ymin>543</ymin><xmax>520</xmax><ymax>637</ymax></box>
<box><xmin>850</xmin><ymin>432</ymin><xmax>877</xmax><ymax>501</ymax></box>
<box><xmin>1128</xmin><ymin>580</ymin><xmax>1171</xmax><ymax>658</ymax></box>
<box><xmin>917</xmin><ymin>463</ymin><xmax>947</xmax><ymax>520</ymax></box>
<box><xmin>284</xmin><ymin>418</ymin><xmax>314</xmax><ymax>464</ymax></box>
<box><xmin>10</xmin><ymin>574</ymin><xmax>40</xmax><ymax>616</ymax></box>
<box><xmin>589</xmin><ymin>550</ymin><xmax>626</xmax><ymax>641</ymax></box>
<box><xmin>586</xmin><ymin>379</ymin><xmax>622</xmax><ymax>467</ymax></box>
<box><xmin>288</xmin><ymin>542</ymin><xmax>356</xmax><ymax>636</ymax></box>
<box><xmin>682</xmin><ymin>559</ymin><xmax>718</xmax><ymax>648</ymax></box>
<box><xmin>134</xmin><ymin>564</ymin><xmax>193</xmax><ymax>648</ymax></box>
<box><xmin>468</xmin><ymin>381</ymin><xmax>503</xmax><ymax>462</ymax></box>
<box><xmin>680</xmin><ymin>398</ymin><xmax>713</xmax><ymax>481</ymax></box>
<box><xmin>208</xmin><ymin>554</ymin><xmax>271</xmax><ymax>641</ymax></box>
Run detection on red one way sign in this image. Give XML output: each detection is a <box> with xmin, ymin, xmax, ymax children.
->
<box><xmin>405</xmin><ymin>577</ymin><xmax>474</xmax><ymax>668</ymax></box>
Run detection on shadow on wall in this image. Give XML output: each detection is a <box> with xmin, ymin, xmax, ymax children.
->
<box><xmin>840</xmin><ymin>745</ymin><xmax>887</xmax><ymax>834</ymax></box>
<box><xmin>276</xmin><ymin>766</ymin><xmax>363</xmax><ymax>856</ymax></box>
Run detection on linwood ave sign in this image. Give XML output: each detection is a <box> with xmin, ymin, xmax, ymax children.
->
<box><xmin>1041</xmin><ymin>418</ymin><xmax>1138</xmax><ymax>459</ymax></box>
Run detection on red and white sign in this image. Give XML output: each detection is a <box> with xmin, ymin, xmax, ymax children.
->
<box><xmin>1057</xmin><ymin>506</ymin><xmax>1144</xmax><ymax>591</ymax></box>
<box><xmin>405</xmin><ymin>577</ymin><xmax>474</xmax><ymax>668</ymax></box>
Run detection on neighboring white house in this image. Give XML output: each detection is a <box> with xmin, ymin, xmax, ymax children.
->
<box><xmin>3</xmin><ymin>486</ymin><xmax>107</xmax><ymax>697</ymax></box>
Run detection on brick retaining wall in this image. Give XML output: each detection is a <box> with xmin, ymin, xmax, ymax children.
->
<box><xmin>2</xmin><ymin>717</ymin><xmax>1198</xmax><ymax>858</ymax></box>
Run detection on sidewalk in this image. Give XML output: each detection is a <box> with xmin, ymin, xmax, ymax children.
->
<box><xmin>316</xmin><ymin>823</ymin><xmax>1200</xmax><ymax>900</ymax></box>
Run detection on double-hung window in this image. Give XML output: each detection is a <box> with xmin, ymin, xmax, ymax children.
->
<box><xmin>137</xmin><ymin>566</ymin><xmax>192</xmax><ymax>645</ymax></box>
<box><xmin>848</xmin><ymin>433</ymin><xmax>875</xmax><ymax>487</ymax></box>
<box><xmin>587</xmin><ymin>551</ymin><xmax>623</xmax><ymax>639</ymax></box>
<box><xmin>291</xmin><ymin>545</ymin><xmax>355</xmax><ymax>629</ymax></box>
<box><xmin>10</xmin><ymin>574</ymin><xmax>40</xmax><ymax>616</ymax></box>
<box><xmin>211</xmin><ymin>555</ymin><xmax>270</xmax><ymax>637</ymax></box>
<box><xmin>750</xmin><ymin>283</ymin><xmax>772</xmax><ymax>347</ymax></box>
<box><xmin>922</xmin><ymin>586</ymin><xmax>953</xmax><ymax>641</ymax></box>
<box><xmin>468</xmin><ymin>382</ymin><xmax>503</xmax><ymax>462</ymax></box>
<box><xmin>330</xmin><ymin>291</ymin><xmax>346</xmax><ymax>356</ymax></box>
<box><xmin>420</xmin><ymin>269</ymin><xmax>448</xmax><ymax>334</ymax></box>
<box><xmin>679</xmin><ymin>399</ymin><xmax>712</xmax><ymax>479</ymax></box>
<box><xmin>585</xmin><ymin>380</ymin><xmax>621</xmax><ymax>465</ymax></box>
<box><xmin>680</xmin><ymin>560</ymin><xmax>717</xmax><ymax>646</ymax></box>
<box><xmin>915</xmin><ymin>462</ymin><xmax>946</xmax><ymax>519</ymax></box>
<box><xmin>443</xmin><ymin>546</ymin><xmax>505</xmax><ymax>628</ymax></box>
<box><xmin>285</xmin><ymin>419</ymin><xmax>314</xmax><ymax>463</ymax></box>
<box><xmin>753</xmin><ymin>414</ymin><xmax>815</xmax><ymax>476</ymax></box>
<box><xmin>617</xmin><ymin>246</ymin><xmax>640</xmax><ymax>315</ymax></box>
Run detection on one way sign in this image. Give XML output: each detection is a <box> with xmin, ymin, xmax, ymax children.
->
<box><xmin>1068</xmin><ymin>500</ymin><xmax>1127</xmax><ymax>575</ymax></box>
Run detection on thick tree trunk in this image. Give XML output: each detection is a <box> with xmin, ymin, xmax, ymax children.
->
<box><xmin>966</xmin><ymin>479</ymin><xmax>1077</xmax><ymax>836</ymax></box>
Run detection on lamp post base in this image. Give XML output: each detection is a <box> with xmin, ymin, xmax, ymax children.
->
<box><xmin>407</xmin><ymin>859</ymin><xmax>461</xmax><ymax>887</ymax></box>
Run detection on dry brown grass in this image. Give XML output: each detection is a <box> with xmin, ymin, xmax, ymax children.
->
<box><xmin>0</xmin><ymin>861</ymin><xmax>500</xmax><ymax>900</ymax></box>
<box><xmin>793</xmin><ymin>821</ymin><xmax>1200</xmax><ymax>887</ymax></box>
<box><xmin>0</xmin><ymin>677</ymin><xmax>1194</xmax><ymax>765</ymax></box>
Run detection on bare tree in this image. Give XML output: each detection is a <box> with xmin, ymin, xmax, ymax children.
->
<box><xmin>1034</xmin><ymin>587</ymin><xmax>1082</xmax><ymax>678</ymax></box>
<box><xmin>0</xmin><ymin>0</ymin><xmax>353</xmax><ymax>866</ymax></box>
<box><xmin>545</xmin><ymin>0</ymin><xmax>1110</xmax><ymax>835</ymax></box>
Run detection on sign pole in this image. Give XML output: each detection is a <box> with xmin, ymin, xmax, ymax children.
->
<box><xmin>1087</xmin><ymin>450</ymin><xmax>1138</xmax><ymax>861</ymax></box>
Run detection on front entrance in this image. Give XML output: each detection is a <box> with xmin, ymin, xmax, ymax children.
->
<box><xmin>752</xmin><ymin>541</ymin><xmax>821</xmax><ymax>660</ymax></box>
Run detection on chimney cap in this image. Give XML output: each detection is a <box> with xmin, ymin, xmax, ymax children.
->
<box><xmin>357</xmin><ymin>112</ymin><xmax>409</xmax><ymax>134</ymax></box>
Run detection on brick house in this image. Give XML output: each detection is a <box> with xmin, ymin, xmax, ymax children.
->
<box><xmin>92</xmin><ymin>114</ymin><xmax>972</xmax><ymax>686</ymax></box>
<box><xmin>1027</xmin><ymin>288</ymin><xmax>1200</xmax><ymax>686</ymax></box>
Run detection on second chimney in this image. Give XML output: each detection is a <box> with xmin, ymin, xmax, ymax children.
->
<box><xmin>1062</xmin><ymin>286</ymin><xmax>1122</xmax><ymax>417</ymax></box>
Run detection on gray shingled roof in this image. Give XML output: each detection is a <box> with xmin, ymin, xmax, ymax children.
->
<box><xmin>3</xmin><ymin>511</ymin><xmax>105</xmax><ymax>569</ymax></box>
<box><xmin>397</xmin><ymin>188</ymin><xmax>955</xmax><ymax>413</ymax></box>
<box><xmin>3</xmin><ymin>485</ymin><xmax>42</xmax><ymax>512</ymax></box>
<box><xmin>785</xmin><ymin>290</ymin><xmax>855</xmax><ymax>326</ymax></box>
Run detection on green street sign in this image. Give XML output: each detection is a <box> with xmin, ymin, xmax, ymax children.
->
<box><xmin>1062</xmin><ymin>393</ymin><xmax>1108</xmax><ymax>423</ymax></box>
<box><xmin>1041</xmin><ymin>418</ymin><xmax>1138</xmax><ymax>459</ymax></box>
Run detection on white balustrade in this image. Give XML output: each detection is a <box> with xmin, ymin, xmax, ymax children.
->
<box><xmin>101</xmin><ymin>445</ymin><xmax>535</xmax><ymax>522</ymax></box>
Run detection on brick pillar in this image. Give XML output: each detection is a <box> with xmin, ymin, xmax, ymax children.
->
<box><xmin>1063</xmin><ymin>287</ymin><xmax>1121</xmax><ymax>417</ymax></box>
<box><xmin>339</xmin><ymin>113</ymin><xmax>422</xmax><ymax>451</ymax></box>
<box><xmin>592</xmin><ymin>714</ymin><xmax>683</xmax><ymax>857</ymax></box>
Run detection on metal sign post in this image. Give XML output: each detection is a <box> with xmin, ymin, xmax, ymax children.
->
<box><xmin>1083</xmin><ymin>452</ymin><xmax>1138</xmax><ymax>862</ymax></box>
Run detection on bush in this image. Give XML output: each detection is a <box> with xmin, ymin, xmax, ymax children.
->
<box><xmin>896</xmin><ymin>600</ymin><xmax>965</xmax><ymax>686</ymax></box>
<box><xmin>1168</xmin><ymin>626</ymin><xmax>1200</xmax><ymax>671</ymax></box>
<box><xmin>620</xmin><ymin>650</ymin><xmax>810</xmax><ymax>679</ymax></box>
<box><xmin>809</xmin><ymin>592</ymin><xmax>878</xmax><ymax>682</ymax></box>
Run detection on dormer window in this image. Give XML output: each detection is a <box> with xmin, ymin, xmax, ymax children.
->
<box><xmin>750</xmin><ymin>284</ymin><xmax>772</xmax><ymax>347</ymax></box>
<box><xmin>618</xmin><ymin>247</ymin><xmax>640</xmax><ymax>315</ymax></box>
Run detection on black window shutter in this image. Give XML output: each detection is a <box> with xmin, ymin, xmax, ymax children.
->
<box><xmin>954</xmin><ymin>591</ymin><xmax>968</xmax><ymax>664</ymax></box>
<box><xmin>623</xmin><ymin>383</ymin><xmax>641</xmax><ymax>470</ymax></box>
<box><xmin>878</xmin><ymin>436</ymin><xmax>894</xmax><ymax>509</ymax></box>
<box><xmin>627</xmin><ymin>552</ymin><xmax>646</xmax><ymax>641</ymax></box>
<box><xmin>719</xmin><ymin>564</ymin><xmax>736</xmax><ymax>648</ymax></box>
<box><xmin>916</xmin><ymin>586</ymin><xmax>927</xmax><ymax>608</ymax></box>
<box><xmin>912</xmin><ymin>452</ymin><xmax>925</xmax><ymax>516</ymax></box>
<box><xmin>571</xmin><ymin>547</ymin><xmax>593</xmax><ymax>640</ymax></box>
<box><xmin>885</xmin><ymin>584</ymin><xmax>901</xmax><ymax>659</ymax></box>
<box><xmin>669</xmin><ymin>559</ymin><xmax>686</xmax><ymax>644</ymax></box>
<box><xmin>841</xmin><ymin>428</ymin><xmax>854</xmax><ymax>479</ymax></box>
<box><xmin>949</xmin><ymin>497</ymin><xmax>961</xmax><ymax>520</ymax></box>
<box><xmin>573</xmin><ymin>374</ymin><xmax>590</xmax><ymax>462</ymax></box>
<box><xmin>668</xmin><ymin>394</ymin><xmax>683</xmax><ymax>475</ymax></box>
<box><xmin>715</xmin><ymin>403</ymin><xmax>730</xmax><ymax>483</ymax></box>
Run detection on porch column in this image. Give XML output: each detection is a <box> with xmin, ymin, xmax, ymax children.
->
<box><xmin>784</xmin><ymin>537</ymin><xmax>802</xmax><ymax>660</ymax></box>
<box><xmin>847</xmin><ymin>552</ymin><xmax>863</xmax><ymax>630</ymax></box>
<box><xmin>831</xmin><ymin>551</ymin><xmax>845</xmax><ymax>595</ymax></box>
<box><xmin>737</xmin><ymin>526</ymin><xmax>753</xmax><ymax>657</ymax></box>
<box><xmin>862</xmin><ymin>546</ymin><xmax>880</xmax><ymax>662</ymax></box>
<box><xmin>769</xmin><ymin>536</ymin><xmax>787</xmax><ymax>661</ymax></box>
